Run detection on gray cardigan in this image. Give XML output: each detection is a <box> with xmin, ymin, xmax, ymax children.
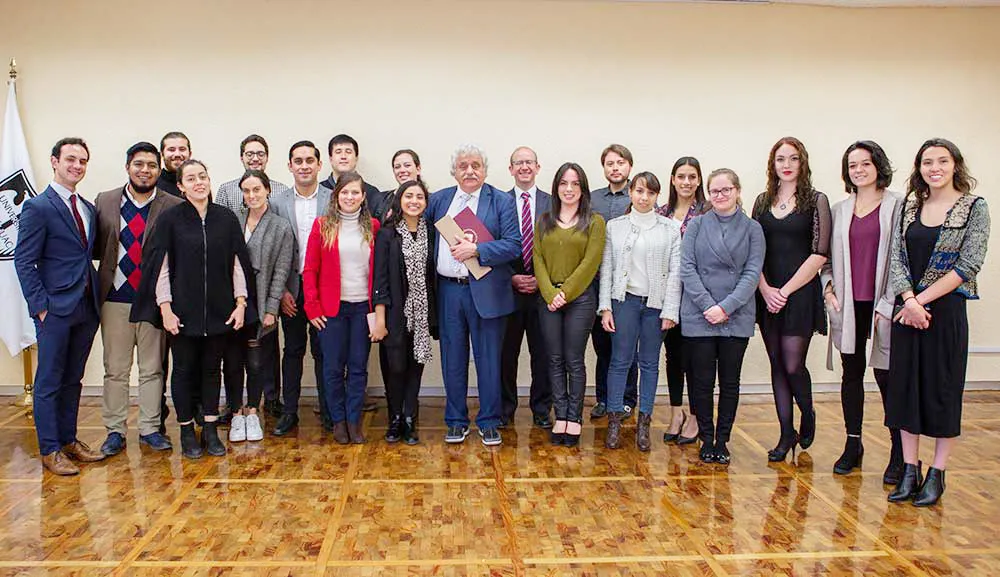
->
<box><xmin>599</xmin><ymin>212</ymin><xmax>682</xmax><ymax>321</ymax></box>
<box><xmin>239</xmin><ymin>209</ymin><xmax>295</xmax><ymax>338</ymax></box>
<box><xmin>679</xmin><ymin>210</ymin><xmax>765</xmax><ymax>338</ymax></box>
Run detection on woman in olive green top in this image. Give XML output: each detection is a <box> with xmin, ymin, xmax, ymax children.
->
<box><xmin>534</xmin><ymin>162</ymin><xmax>607</xmax><ymax>447</ymax></box>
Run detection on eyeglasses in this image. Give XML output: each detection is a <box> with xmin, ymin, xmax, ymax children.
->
<box><xmin>243</xmin><ymin>151</ymin><xmax>267</xmax><ymax>159</ymax></box>
<box><xmin>708</xmin><ymin>187</ymin><xmax>737</xmax><ymax>198</ymax></box>
<box><xmin>511</xmin><ymin>160</ymin><xmax>536</xmax><ymax>167</ymax></box>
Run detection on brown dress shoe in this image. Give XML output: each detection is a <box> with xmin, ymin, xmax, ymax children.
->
<box><xmin>41</xmin><ymin>451</ymin><xmax>80</xmax><ymax>476</ymax></box>
<box><xmin>62</xmin><ymin>440</ymin><xmax>106</xmax><ymax>462</ymax></box>
<box><xmin>347</xmin><ymin>421</ymin><xmax>366</xmax><ymax>444</ymax></box>
<box><xmin>332</xmin><ymin>421</ymin><xmax>350</xmax><ymax>445</ymax></box>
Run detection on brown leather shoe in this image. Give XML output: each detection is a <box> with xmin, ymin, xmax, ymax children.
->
<box><xmin>636</xmin><ymin>412</ymin><xmax>652</xmax><ymax>452</ymax></box>
<box><xmin>62</xmin><ymin>440</ymin><xmax>106</xmax><ymax>462</ymax></box>
<box><xmin>41</xmin><ymin>451</ymin><xmax>80</xmax><ymax>476</ymax></box>
<box><xmin>347</xmin><ymin>421</ymin><xmax>366</xmax><ymax>444</ymax></box>
<box><xmin>605</xmin><ymin>412</ymin><xmax>623</xmax><ymax>449</ymax></box>
<box><xmin>332</xmin><ymin>421</ymin><xmax>350</xmax><ymax>445</ymax></box>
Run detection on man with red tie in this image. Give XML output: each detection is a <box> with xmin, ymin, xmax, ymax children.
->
<box><xmin>15</xmin><ymin>137</ymin><xmax>105</xmax><ymax>475</ymax></box>
<box><xmin>500</xmin><ymin>146</ymin><xmax>552</xmax><ymax>428</ymax></box>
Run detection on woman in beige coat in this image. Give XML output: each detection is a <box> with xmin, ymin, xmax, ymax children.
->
<box><xmin>821</xmin><ymin>141</ymin><xmax>904</xmax><ymax>482</ymax></box>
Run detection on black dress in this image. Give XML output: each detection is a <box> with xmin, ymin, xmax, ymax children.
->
<box><xmin>886</xmin><ymin>218</ymin><xmax>968</xmax><ymax>438</ymax></box>
<box><xmin>753</xmin><ymin>192</ymin><xmax>831</xmax><ymax>337</ymax></box>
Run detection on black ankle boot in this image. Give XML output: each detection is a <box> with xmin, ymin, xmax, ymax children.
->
<box><xmin>913</xmin><ymin>467</ymin><xmax>946</xmax><ymax>507</ymax></box>
<box><xmin>833</xmin><ymin>435</ymin><xmax>864</xmax><ymax>475</ymax></box>
<box><xmin>180</xmin><ymin>423</ymin><xmax>203</xmax><ymax>460</ymax></box>
<box><xmin>201</xmin><ymin>422</ymin><xmax>227</xmax><ymax>456</ymax></box>
<box><xmin>799</xmin><ymin>409</ymin><xmax>816</xmax><ymax>450</ymax></box>
<box><xmin>883</xmin><ymin>429</ymin><xmax>904</xmax><ymax>485</ymax></box>
<box><xmin>385</xmin><ymin>415</ymin><xmax>403</xmax><ymax>443</ymax></box>
<box><xmin>888</xmin><ymin>461</ymin><xmax>923</xmax><ymax>502</ymax></box>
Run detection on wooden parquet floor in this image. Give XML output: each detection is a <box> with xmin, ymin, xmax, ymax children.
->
<box><xmin>1</xmin><ymin>392</ymin><xmax>999</xmax><ymax>576</ymax></box>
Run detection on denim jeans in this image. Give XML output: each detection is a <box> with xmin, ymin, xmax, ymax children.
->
<box><xmin>318</xmin><ymin>301</ymin><xmax>372</xmax><ymax>424</ymax></box>
<box><xmin>607</xmin><ymin>293</ymin><xmax>665</xmax><ymax>415</ymax></box>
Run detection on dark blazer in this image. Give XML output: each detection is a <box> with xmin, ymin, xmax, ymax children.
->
<box><xmin>507</xmin><ymin>187</ymin><xmax>551</xmax><ymax>275</ymax></box>
<box><xmin>426</xmin><ymin>183</ymin><xmax>521</xmax><ymax>319</ymax></box>
<box><xmin>372</xmin><ymin>220</ymin><xmax>438</xmax><ymax>368</ymax></box>
<box><xmin>93</xmin><ymin>186</ymin><xmax>183</xmax><ymax>308</ymax></box>
<box><xmin>131</xmin><ymin>202</ymin><xmax>257</xmax><ymax>337</ymax></box>
<box><xmin>15</xmin><ymin>186</ymin><xmax>99</xmax><ymax>317</ymax></box>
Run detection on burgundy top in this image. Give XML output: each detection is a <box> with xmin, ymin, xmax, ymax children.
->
<box><xmin>849</xmin><ymin>206</ymin><xmax>880</xmax><ymax>302</ymax></box>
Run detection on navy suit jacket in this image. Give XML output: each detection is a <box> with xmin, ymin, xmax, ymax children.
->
<box><xmin>427</xmin><ymin>183</ymin><xmax>521</xmax><ymax>319</ymax></box>
<box><xmin>15</xmin><ymin>186</ymin><xmax>99</xmax><ymax>317</ymax></box>
<box><xmin>507</xmin><ymin>187</ymin><xmax>551</xmax><ymax>276</ymax></box>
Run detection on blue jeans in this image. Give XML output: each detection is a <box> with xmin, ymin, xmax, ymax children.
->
<box><xmin>607</xmin><ymin>293</ymin><xmax>665</xmax><ymax>415</ymax></box>
<box><xmin>318</xmin><ymin>301</ymin><xmax>372</xmax><ymax>424</ymax></box>
<box><xmin>438</xmin><ymin>279</ymin><xmax>505</xmax><ymax>430</ymax></box>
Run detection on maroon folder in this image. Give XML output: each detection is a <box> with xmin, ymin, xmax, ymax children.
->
<box><xmin>453</xmin><ymin>207</ymin><xmax>494</xmax><ymax>244</ymax></box>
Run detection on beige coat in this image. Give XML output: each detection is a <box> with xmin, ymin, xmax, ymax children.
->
<box><xmin>820</xmin><ymin>191</ymin><xmax>904</xmax><ymax>371</ymax></box>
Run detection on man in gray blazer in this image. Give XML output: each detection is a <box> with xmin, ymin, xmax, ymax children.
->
<box><xmin>500</xmin><ymin>146</ymin><xmax>553</xmax><ymax>428</ymax></box>
<box><xmin>269</xmin><ymin>140</ymin><xmax>332</xmax><ymax>436</ymax></box>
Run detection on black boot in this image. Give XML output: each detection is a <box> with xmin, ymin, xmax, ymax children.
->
<box><xmin>883</xmin><ymin>429</ymin><xmax>904</xmax><ymax>485</ymax></box>
<box><xmin>913</xmin><ymin>467</ymin><xmax>946</xmax><ymax>507</ymax></box>
<box><xmin>402</xmin><ymin>417</ymin><xmax>419</xmax><ymax>445</ymax></box>
<box><xmin>180</xmin><ymin>423</ymin><xmax>203</xmax><ymax>460</ymax></box>
<box><xmin>888</xmin><ymin>461</ymin><xmax>923</xmax><ymax>502</ymax></box>
<box><xmin>833</xmin><ymin>435</ymin><xmax>864</xmax><ymax>475</ymax></box>
<box><xmin>201</xmin><ymin>422</ymin><xmax>227</xmax><ymax>456</ymax></box>
<box><xmin>385</xmin><ymin>415</ymin><xmax>403</xmax><ymax>444</ymax></box>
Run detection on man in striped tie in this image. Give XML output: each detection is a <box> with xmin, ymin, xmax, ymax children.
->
<box><xmin>500</xmin><ymin>147</ymin><xmax>553</xmax><ymax>429</ymax></box>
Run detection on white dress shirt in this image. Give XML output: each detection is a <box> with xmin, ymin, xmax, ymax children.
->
<box><xmin>51</xmin><ymin>181</ymin><xmax>91</xmax><ymax>239</ymax></box>
<box><xmin>436</xmin><ymin>187</ymin><xmax>482</xmax><ymax>278</ymax></box>
<box><xmin>293</xmin><ymin>185</ymin><xmax>319</xmax><ymax>274</ymax></box>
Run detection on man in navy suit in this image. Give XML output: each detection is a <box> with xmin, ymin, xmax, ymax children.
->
<box><xmin>500</xmin><ymin>146</ymin><xmax>552</xmax><ymax>429</ymax></box>
<box><xmin>426</xmin><ymin>144</ymin><xmax>520</xmax><ymax>446</ymax></box>
<box><xmin>15</xmin><ymin>137</ymin><xmax>105</xmax><ymax>475</ymax></box>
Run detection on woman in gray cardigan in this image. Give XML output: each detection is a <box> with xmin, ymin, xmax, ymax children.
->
<box><xmin>820</xmin><ymin>141</ymin><xmax>904</xmax><ymax>482</ymax></box>
<box><xmin>680</xmin><ymin>169</ymin><xmax>764</xmax><ymax>464</ymax></box>
<box><xmin>228</xmin><ymin>169</ymin><xmax>294</xmax><ymax>443</ymax></box>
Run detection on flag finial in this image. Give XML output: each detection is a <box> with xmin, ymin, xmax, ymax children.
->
<box><xmin>8</xmin><ymin>58</ymin><xmax>16</xmax><ymax>81</ymax></box>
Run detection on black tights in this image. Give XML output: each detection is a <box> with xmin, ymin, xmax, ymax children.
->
<box><xmin>762</xmin><ymin>327</ymin><xmax>813</xmax><ymax>440</ymax></box>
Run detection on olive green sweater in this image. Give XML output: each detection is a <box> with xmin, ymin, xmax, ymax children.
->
<box><xmin>533</xmin><ymin>215</ymin><xmax>606</xmax><ymax>304</ymax></box>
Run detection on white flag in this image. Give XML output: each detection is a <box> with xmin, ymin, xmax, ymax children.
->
<box><xmin>0</xmin><ymin>80</ymin><xmax>39</xmax><ymax>356</ymax></box>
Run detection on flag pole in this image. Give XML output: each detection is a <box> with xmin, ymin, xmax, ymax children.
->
<box><xmin>6</xmin><ymin>57</ymin><xmax>32</xmax><ymax>415</ymax></box>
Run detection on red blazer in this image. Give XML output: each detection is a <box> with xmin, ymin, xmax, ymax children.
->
<box><xmin>303</xmin><ymin>216</ymin><xmax>380</xmax><ymax>320</ymax></box>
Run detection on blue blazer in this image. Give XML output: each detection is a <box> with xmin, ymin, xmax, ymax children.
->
<box><xmin>15</xmin><ymin>186</ymin><xmax>99</xmax><ymax>317</ymax></box>
<box><xmin>427</xmin><ymin>183</ymin><xmax>520</xmax><ymax>319</ymax></box>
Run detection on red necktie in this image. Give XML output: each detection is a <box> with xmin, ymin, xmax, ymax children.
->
<box><xmin>520</xmin><ymin>192</ymin><xmax>533</xmax><ymax>272</ymax></box>
<box><xmin>70</xmin><ymin>194</ymin><xmax>87</xmax><ymax>247</ymax></box>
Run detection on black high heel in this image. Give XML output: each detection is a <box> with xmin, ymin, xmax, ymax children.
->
<box><xmin>663</xmin><ymin>412</ymin><xmax>686</xmax><ymax>443</ymax></box>
<box><xmin>768</xmin><ymin>431</ymin><xmax>799</xmax><ymax>462</ymax></box>
<box><xmin>799</xmin><ymin>409</ymin><xmax>816</xmax><ymax>450</ymax></box>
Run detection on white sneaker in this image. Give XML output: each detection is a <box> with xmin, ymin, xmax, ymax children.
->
<box><xmin>229</xmin><ymin>414</ymin><xmax>247</xmax><ymax>442</ymax></box>
<box><xmin>245</xmin><ymin>413</ymin><xmax>264</xmax><ymax>442</ymax></box>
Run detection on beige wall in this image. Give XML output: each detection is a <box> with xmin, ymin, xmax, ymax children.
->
<box><xmin>2</xmin><ymin>0</ymin><xmax>999</xmax><ymax>393</ymax></box>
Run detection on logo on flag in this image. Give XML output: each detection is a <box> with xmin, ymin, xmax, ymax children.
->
<box><xmin>0</xmin><ymin>169</ymin><xmax>37</xmax><ymax>260</ymax></box>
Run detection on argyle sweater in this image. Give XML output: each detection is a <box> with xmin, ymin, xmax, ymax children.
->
<box><xmin>107</xmin><ymin>193</ymin><xmax>152</xmax><ymax>304</ymax></box>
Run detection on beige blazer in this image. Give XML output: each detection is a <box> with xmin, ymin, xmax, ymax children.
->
<box><xmin>820</xmin><ymin>191</ymin><xmax>904</xmax><ymax>371</ymax></box>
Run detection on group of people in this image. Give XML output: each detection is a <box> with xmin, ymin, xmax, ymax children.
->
<box><xmin>15</xmin><ymin>131</ymin><xmax>988</xmax><ymax>508</ymax></box>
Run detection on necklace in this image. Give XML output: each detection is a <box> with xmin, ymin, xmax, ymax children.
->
<box><xmin>777</xmin><ymin>194</ymin><xmax>793</xmax><ymax>211</ymax></box>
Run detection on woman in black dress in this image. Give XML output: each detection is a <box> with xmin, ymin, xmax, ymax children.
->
<box><xmin>886</xmin><ymin>139</ymin><xmax>989</xmax><ymax>507</ymax></box>
<box><xmin>752</xmin><ymin>137</ymin><xmax>831</xmax><ymax>462</ymax></box>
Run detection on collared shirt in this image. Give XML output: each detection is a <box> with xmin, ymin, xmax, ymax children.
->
<box><xmin>436</xmin><ymin>186</ymin><xmax>482</xmax><ymax>278</ymax></box>
<box><xmin>514</xmin><ymin>184</ymin><xmax>538</xmax><ymax>224</ymax></box>
<box><xmin>590</xmin><ymin>181</ymin><xmax>632</xmax><ymax>223</ymax></box>
<box><xmin>293</xmin><ymin>185</ymin><xmax>319</xmax><ymax>273</ymax></box>
<box><xmin>123</xmin><ymin>183</ymin><xmax>157</xmax><ymax>209</ymax></box>
<box><xmin>215</xmin><ymin>177</ymin><xmax>291</xmax><ymax>215</ymax></box>
<box><xmin>51</xmin><ymin>181</ymin><xmax>90</xmax><ymax>238</ymax></box>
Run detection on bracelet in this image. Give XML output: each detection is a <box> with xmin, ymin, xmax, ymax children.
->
<box><xmin>904</xmin><ymin>296</ymin><xmax>918</xmax><ymax>305</ymax></box>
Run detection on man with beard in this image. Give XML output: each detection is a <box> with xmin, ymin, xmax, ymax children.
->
<box><xmin>93</xmin><ymin>142</ymin><xmax>183</xmax><ymax>456</ymax></box>
<box><xmin>156</xmin><ymin>132</ymin><xmax>191</xmax><ymax>197</ymax></box>
<box><xmin>215</xmin><ymin>134</ymin><xmax>290</xmax><ymax>214</ymax></box>
<box><xmin>589</xmin><ymin>144</ymin><xmax>638</xmax><ymax>420</ymax></box>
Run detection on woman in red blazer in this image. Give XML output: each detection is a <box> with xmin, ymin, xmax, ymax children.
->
<box><xmin>304</xmin><ymin>172</ymin><xmax>380</xmax><ymax>443</ymax></box>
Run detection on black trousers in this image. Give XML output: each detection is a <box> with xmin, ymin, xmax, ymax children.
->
<box><xmin>384</xmin><ymin>331</ymin><xmax>425</xmax><ymax>420</ymax></box>
<box><xmin>500</xmin><ymin>292</ymin><xmax>551</xmax><ymax>419</ymax></box>
<box><xmin>280</xmin><ymin>280</ymin><xmax>324</xmax><ymax>417</ymax></box>
<box><xmin>245</xmin><ymin>330</ymin><xmax>278</xmax><ymax>409</ymax></box>
<box><xmin>540</xmin><ymin>287</ymin><xmax>596</xmax><ymax>423</ymax></box>
<box><xmin>663</xmin><ymin>324</ymin><xmax>693</xmax><ymax>410</ymax></box>
<box><xmin>223</xmin><ymin>326</ymin><xmax>251</xmax><ymax>411</ymax></box>
<box><xmin>686</xmin><ymin>336</ymin><xmax>750</xmax><ymax>445</ymax></box>
<box><xmin>840</xmin><ymin>300</ymin><xmax>890</xmax><ymax>435</ymax></box>
<box><xmin>264</xmin><ymin>330</ymin><xmax>282</xmax><ymax>402</ymax></box>
<box><xmin>592</xmin><ymin>317</ymin><xmax>637</xmax><ymax>407</ymax></box>
<box><xmin>171</xmin><ymin>334</ymin><xmax>226</xmax><ymax>423</ymax></box>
